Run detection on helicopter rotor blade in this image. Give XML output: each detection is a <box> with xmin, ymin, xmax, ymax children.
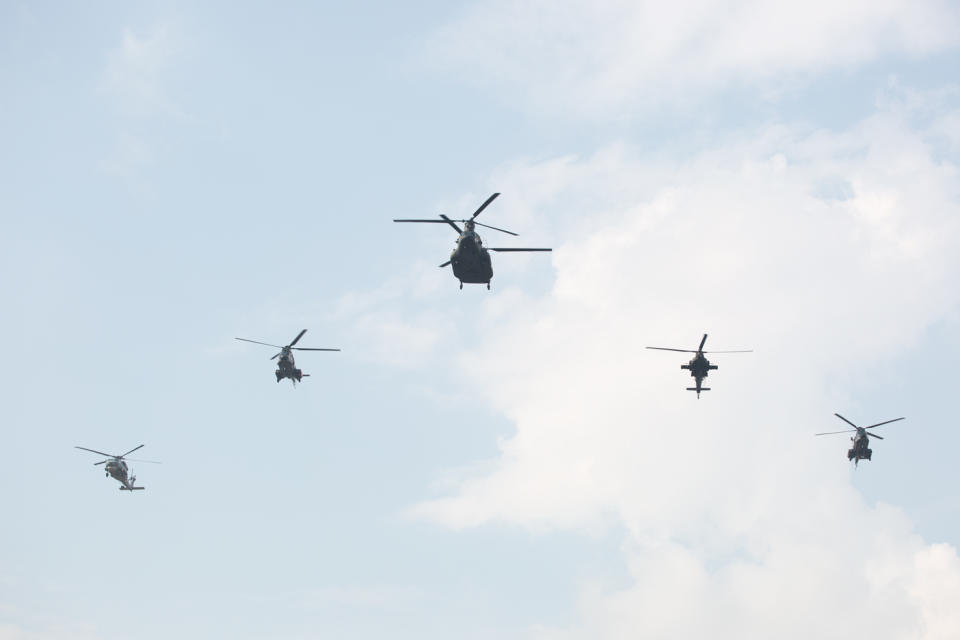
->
<box><xmin>834</xmin><ymin>413</ymin><xmax>860</xmax><ymax>429</ymax></box>
<box><xmin>235</xmin><ymin>338</ymin><xmax>283</xmax><ymax>349</ymax></box>
<box><xmin>815</xmin><ymin>430</ymin><xmax>857</xmax><ymax>436</ymax></box>
<box><xmin>119</xmin><ymin>445</ymin><xmax>145</xmax><ymax>458</ymax></box>
<box><xmin>702</xmin><ymin>350</ymin><xmax>753</xmax><ymax>354</ymax></box>
<box><xmin>698</xmin><ymin>334</ymin><xmax>708</xmax><ymax>352</ymax></box>
<box><xmin>487</xmin><ymin>248</ymin><xmax>552</xmax><ymax>252</ymax></box>
<box><xmin>127</xmin><ymin>459</ymin><xmax>162</xmax><ymax>464</ymax></box>
<box><xmin>439</xmin><ymin>215</ymin><xmax>463</xmax><ymax>234</ymax></box>
<box><xmin>271</xmin><ymin>352</ymin><xmax>281</xmax><ymax>360</ymax></box>
<box><xmin>645</xmin><ymin>347</ymin><xmax>698</xmax><ymax>353</ymax></box>
<box><xmin>473</xmin><ymin>221</ymin><xmax>518</xmax><ymax>236</ymax></box>
<box><xmin>288</xmin><ymin>329</ymin><xmax>307</xmax><ymax>347</ymax></box>
<box><xmin>868</xmin><ymin>433</ymin><xmax>885</xmax><ymax>440</ymax></box>
<box><xmin>291</xmin><ymin>348</ymin><xmax>341</xmax><ymax>352</ymax></box>
<box><xmin>863</xmin><ymin>417</ymin><xmax>906</xmax><ymax>430</ymax></box>
<box><xmin>470</xmin><ymin>192</ymin><xmax>500</xmax><ymax>220</ymax></box>
<box><xmin>439</xmin><ymin>260</ymin><xmax>452</xmax><ymax>268</ymax></box>
<box><xmin>93</xmin><ymin>460</ymin><xmax>107</xmax><ymax>466</ymax></box>
<box><xmin>75</xmin><ymin>446</ymin><xmax>115</xmax><ymax>458</ymax></box>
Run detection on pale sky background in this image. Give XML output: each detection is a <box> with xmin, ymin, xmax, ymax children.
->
<box><xmin>2</xmin><ymin>1</ymin><xmax>960</xmax><ymax>638</ymax></box>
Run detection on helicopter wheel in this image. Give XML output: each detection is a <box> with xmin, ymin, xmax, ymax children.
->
<box><xmin>459</xmin><ymin>282</ymin><xmax>463</xmax><ymax>290</ymax></box>
<box><xmin>486</xmin><ymin>282</ymin><xmax>490</xmax><ymax>290</ymax></box>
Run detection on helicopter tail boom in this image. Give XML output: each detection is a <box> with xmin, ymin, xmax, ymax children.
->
<box><xmin>120</xmin><ymin>486</ymin><xmax>145</xmax><ymax>491</ymax></box>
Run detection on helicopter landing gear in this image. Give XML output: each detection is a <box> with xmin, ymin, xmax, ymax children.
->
<box><xmin>486</xmin><ymin>282</ymin><xmax>490</xmax><ymax>290</ymax></box>
<box><xmin>459</xmin><ymin>281</ymin><xmax>463</xmax><ymax>290</ymax></box>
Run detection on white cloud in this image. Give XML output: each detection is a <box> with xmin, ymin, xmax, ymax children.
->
<box><xmin>98</xmin><ymin>24</ymin><xmax>188</xmax><ymax>180</ymax></box>
<box><xmin>331</xmin><ymin>266</ymin><xmax>459</xmax><ymax>369</ymax></box>
<box><xmin>100</xmin><ymin>25</ymin><xmax>186</xmax><ymax>119</ymax></box>
<box><xmin>411</xmin><ymin>97</ymin><xmax>960</xmax><ymax>637</ymax></box>
<box><xmin>426</xmin><ymin>0</ymin><xmax>960</xmax><ymax>117</ymax></box>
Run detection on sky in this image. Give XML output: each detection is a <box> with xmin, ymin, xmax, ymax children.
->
<box><xmin>2</xmin><ymin>1</ymin><xmax>960</xmax><ymax>638</ymax></box>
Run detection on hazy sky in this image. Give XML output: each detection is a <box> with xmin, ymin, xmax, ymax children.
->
<box><xmin>2</xmin><ymin>2</ymin><xmax>960</xmax><ymax>638</ymax></box>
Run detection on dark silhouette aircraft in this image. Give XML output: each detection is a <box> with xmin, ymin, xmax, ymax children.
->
<box><xmin>394</xmin><ymin>192</ymin><xmax>551</xmax><ymax>289</ymax></box>
<box><xmin>236</xmin><ymin>330</ymin><xmax>340</xmax><ymax>384</ymax></box>
<box><xmin>816</xmin><ymin>413</ymin><xmax>905</xmax><ymax>466</ymax></box>
<box><xmin>646</xmin><ymin>333</ymin><xmax>752</xmax><ymax>397</ymax></box>
<box><xmin>75</xmin><ymin>444</ymin><xmax>159</xmax><ymax>491</ymax></box>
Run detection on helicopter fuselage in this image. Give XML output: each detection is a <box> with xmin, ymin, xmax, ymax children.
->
<box><xmin>104</xmin><ymin>459</ymin><xmax>141</xmax><ymax>490</ymax></box>
<box><xmin>449</xmin><ymin>231</ymin><xmax>494</xmax><ymax>286</ymax></box>
<box><xmin>848</xmin><ymin>430</ymin><xmax>873</xmax><ymax>464</ymax></box>
<box><xmin>680</xmin><ymin>353</ymin><xmax>718</xmax><ymax>397</ymax></box>
<box><xmin>275</xmin><ymin>348</ymin><xmax>305</xmax><ymax>383</ymax></box>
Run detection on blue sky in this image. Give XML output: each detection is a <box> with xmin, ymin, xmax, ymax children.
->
<box><xmin>2</xmin><ymin>2</ymin><xmax>960</xmax><ymax>638</ymax></box>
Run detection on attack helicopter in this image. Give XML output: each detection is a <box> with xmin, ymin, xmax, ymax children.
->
<box><xmin>394</xmin><ymin>192</ymin><xmax>552</xmax><ymax>289</ymax></box>
<box><xmin>815</xmin><ymin>413</ymin><xmax>905</xmax><ymax>466</ymax></box>
<box><xmin>235</xmin><ymin>329</ymin><xmax>340</xmax><ymax>384</ymax></box>
<box><xmin>646</xmin><ymin>333</ymin><xmax>752</xmax><ymax>397</ymax></box>
<box><xmin>75</xmin><ymin>444</ymin><xmax>158</xmax><ymax>491</ymax></box>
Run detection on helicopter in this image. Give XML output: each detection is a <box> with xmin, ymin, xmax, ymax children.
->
<box><xmin>235</xmin><ymin>329</ymin><xmax>340</xmax><ymax>384</ymax></box>
<box><xmin>75</xmin><ymin>444</ymin><xmax>158</xmax><ymax>491</ymax></box>
<box><xmin>646</xmin><ymin>333</ymin><xmax>752</xmax><ymax>397</ymax></box>
<box><xmin>815</xmin><ymin>413</ymin><xmax>905</xmax><ymax>466</ymax></box>
<box><xmin>393</xmin><ymin>192</ymin><xmax>552</xmax><ymax>289</ymax></box>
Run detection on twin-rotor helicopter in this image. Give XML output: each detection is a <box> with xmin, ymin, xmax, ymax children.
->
<box><xmin>394</xmin><ymin>192</ymin><xmax>552</xmax><ymax>289</ymax></box>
